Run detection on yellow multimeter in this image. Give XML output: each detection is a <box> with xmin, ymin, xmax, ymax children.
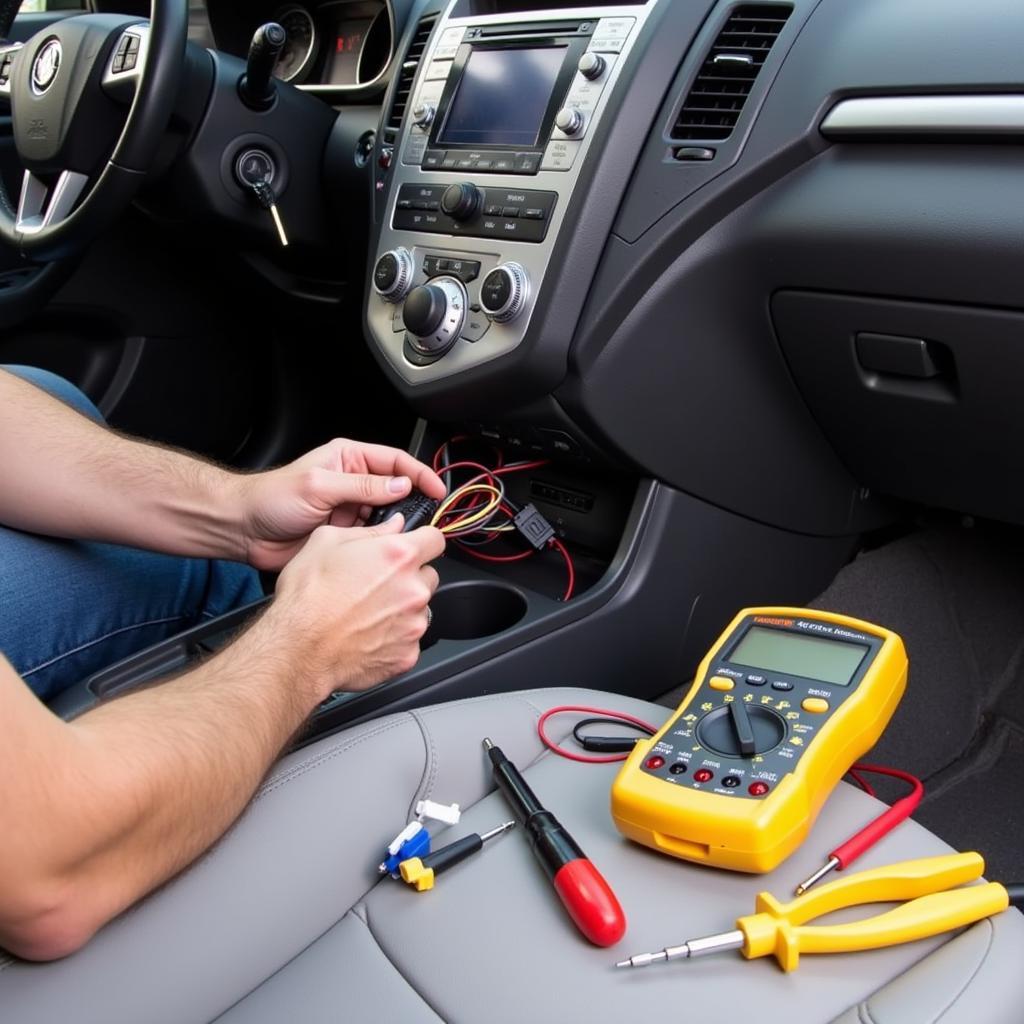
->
<box><xmin>611</xmin><ymin>608</ymin><xmax>908</xmax><ymax>873</ymax></box>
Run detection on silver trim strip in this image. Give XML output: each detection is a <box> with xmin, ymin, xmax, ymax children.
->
<box><xmin>16</xmin><ymin>169</ymin><xmax>89</xmax><ymax>235</ymax></box>
<box><xmin>821</xmin><ymin>95</ymin><xmax>1024</xmax><ymax>137</ymax></box>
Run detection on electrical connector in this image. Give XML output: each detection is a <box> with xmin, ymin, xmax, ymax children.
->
<box><xmin>513</xmin><ymin>504</ymin><xmax>555</xmax><ymax>550</ymax></box>
<box><xmin>415</xmin><ymin>799</ymin><xmax>461</xmax><ymax>825</ymax></box>
<box><xmin>379</xmin><ymin>823</ymin><xmax>431</xmax><ymax>876</ymax></box>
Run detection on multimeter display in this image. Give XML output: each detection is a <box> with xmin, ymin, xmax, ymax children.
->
<box><xmin>610</xmin><ymin>608</ymin><xmax>908</xmax><ymax>873</ymax></box>
<box><xmin>729</xmin><ymin>626</ymin><xmax>869</xmax><ymax>686</ymax></box>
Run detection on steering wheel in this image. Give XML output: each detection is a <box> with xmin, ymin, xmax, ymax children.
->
<box><xmin>0</xmin><ymin>0</ymin><xmax>186</xmax><ymax>262</ymax></box>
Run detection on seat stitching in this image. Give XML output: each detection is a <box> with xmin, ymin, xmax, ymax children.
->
<box><xmin>22</xmin><ymin>614</ymin><xmax>189</xmax><ymax>675</ymax></box>
<box><xmin>358</xmin><ymin>902</ymin><xmax>447</xmax><ymax>1022</ymax></box>
<box><xmin>407</xmin><ymin>709</ymin><xmax>438</xmax><ymax>820</ymax></box>
<box><xmin>932</xmin><ymin>920</ymin><xmax>996</xmax><ymax>1022</ymax></box>
<box><xmin>253</xmin><ymin>718</ymin><xmax>412</xmax><ymax>801</ymax></box>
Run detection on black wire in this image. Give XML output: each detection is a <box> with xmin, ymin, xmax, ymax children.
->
<box><xmin>1005</xmin><ymin>883</ymin><xmax>1024</xmax><ymax>908</ymax></box>
<box><xmin>571</xmin><ymin>716</ymin><xmax>655</xmax><ymax>753</ymax></box>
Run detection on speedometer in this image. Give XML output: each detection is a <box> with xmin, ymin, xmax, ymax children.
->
<box><xmin>273</xmin><ymin>6</ymin><xmax>317</xmax><ymax>83</ymax></box>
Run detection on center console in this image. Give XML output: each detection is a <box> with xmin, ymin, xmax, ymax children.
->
<box><xmin>366</xmin><ymin>2</ymin><xmax>653</xmax><ymax>384</ymax></box>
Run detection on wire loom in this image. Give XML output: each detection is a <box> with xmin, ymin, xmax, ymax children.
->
<box><xmin>429</xmin><ymin>438</ymin><xmax>576</xmax><ymax>600</ymax></box>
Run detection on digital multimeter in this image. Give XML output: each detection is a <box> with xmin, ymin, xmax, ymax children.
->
<box><xmin>610</xmin><ymin>608</ymin><xmax>908</xmax><ymax>873</ymax></box>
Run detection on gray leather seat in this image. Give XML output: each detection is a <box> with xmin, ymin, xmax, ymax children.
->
<box><xmin>3</xmin><ymin>687</ymin><xmax>1023</xmax><ymax>1023</ymax></box>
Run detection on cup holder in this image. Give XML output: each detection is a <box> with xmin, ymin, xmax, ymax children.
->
<box><xmin>422</xmin><ymin>581</ymin><xmax>528</xmax><ymax>648</ymax></box>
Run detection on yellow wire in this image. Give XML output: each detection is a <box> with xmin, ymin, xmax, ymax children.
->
<box><xmin>431</xmin><ymin>484</ymin><xmax>504</xmax><ymax>534</ymax></box>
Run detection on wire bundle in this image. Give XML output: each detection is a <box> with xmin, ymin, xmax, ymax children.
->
<box><xmin>429</xmin><ymin>437</ymin><xmax>576</xmax><ymax>600</ymax></box>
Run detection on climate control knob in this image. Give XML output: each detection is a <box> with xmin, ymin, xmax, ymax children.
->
<box><xmin>402</xmin><ymin>276</ymin><xmax>467</xmax><ymax>354</ymax></box>
<box><xmin>372</xmin><ymin>247</ymin><xmax>414</xmax><ymax>302</ymax></box>
<box><xmin>479</xmin><ymin>263</ymin><xmax>530</xmax><ymax>324</ymax></box>
<box><xmin>554</xmin><ymin>106</ymin><xmax>584</xmax><ymax>135</ymax></box>
<box><xmin>440</xmin><ymin>182</ymin><xmax>482</xmax><ymax>221</ymax></box>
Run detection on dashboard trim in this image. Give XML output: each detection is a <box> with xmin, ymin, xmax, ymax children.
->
<box><xmin>821</xmin><ymin>94</ymin><xmax>1024</xmax><ymax>137</ymax></box>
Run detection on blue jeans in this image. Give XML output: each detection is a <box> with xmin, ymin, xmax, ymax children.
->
<box><xmin>1</xmin><ymin>365</ymin><xmax>264</xmax><ymax>702</ymax></box>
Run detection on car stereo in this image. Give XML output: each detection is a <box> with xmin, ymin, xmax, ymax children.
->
<box><xmin>367</xmin><ymin>5</ymin><xmax>652</xmax><ymax>384</ymax></box>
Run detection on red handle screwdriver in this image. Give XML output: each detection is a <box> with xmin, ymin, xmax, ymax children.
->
<box><xmin>483</xmin><ymin>737</ymin><xmax>626</xmax><ymax>946</ymax></box>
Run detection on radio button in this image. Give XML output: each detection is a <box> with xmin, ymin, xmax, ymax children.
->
<box><xmin>541</xmin><ymin>139</ymin><xmax>581</xmax><ymax>171</ymax></box>
<box><xmin>492</xmin><ymin>155</ymin><xmax>516</xmax><ymax>173</ymax></box>
<box><xmin>514</xmin><ymin>152</ymin><xmax>542</xmax><ymax>174</ymax></box>
<box><xmin>422</xmin><ymin>150</ymin><xmax>445</xmax><ymax>169</ymax></box>
<box><xmin>522</xmin><ymin>207</ymin><xmax>546</xmax><ymax>220</ymax></box>
<box><xmin>501</xmin><ymin>206</ymin><xmax>520</xmax><ymax>218</ymax></box>
<box><xmin>441</xmin><ymin>153</ymin><xmax>459</xmax><ymax>170</ymax></box>
<box><xmin>484</xmin><ymin>204</ymin><xmax>502</xmax><ymax>216</ymax></box>
<box><xmin>423</xmin><ymin>61</ymin><xmax>450</xmax><ymax>82</ymax></box>
<box><xmin>475</xmin><ymin>156</ymin><xmax>494</xmax><ymax>170</ymax></box>
<box><xmin>441</xmin><ymin>182</ymin><xmax>482</xmax><ymax>221</ymax></box>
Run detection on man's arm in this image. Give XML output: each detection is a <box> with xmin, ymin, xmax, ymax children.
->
<box><xmin>0</xmin><ymin>369</ymin><xmax>446</xmax><ymax>565</ymax></box>
<box><xmin>0</xmin><ymin>518</ymin><xmax>445</xmax><ymax>961</ymax></box>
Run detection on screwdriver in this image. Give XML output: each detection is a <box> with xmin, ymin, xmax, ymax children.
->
<box><xmin>483</xmin><ymin>738</ymin><xmax>626</xmax><ymax>946</ymax></box>
<box><xmin>399</xmin><ymin>821</ymin><xmax>514</xmax><ymax>891</ymax></box>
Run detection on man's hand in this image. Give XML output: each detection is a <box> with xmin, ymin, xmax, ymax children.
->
<box><xmin>236</xmin><ymin>439</ymin><xmax>447</xmax><ymax>571</ymax></box>
<box><xmin>264</xmin><ymin>514</ymin><xmax>446</xmax><ymax>695</ymax></box>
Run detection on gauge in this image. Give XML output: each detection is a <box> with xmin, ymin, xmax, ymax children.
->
<box><xmin>272</xmin><ymin>6</ymin><xmax>317</xmax><ymax>83</ymax></box>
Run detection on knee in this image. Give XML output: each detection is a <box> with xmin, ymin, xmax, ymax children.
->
<box><xmin>2</xmin><ymin>365</ymin><xmax>104</xmax><ymax>424</ymax></box>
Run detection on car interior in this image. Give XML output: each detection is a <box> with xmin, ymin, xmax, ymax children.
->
<box><xmin>2</xmin><ymin>0</ymin><xmax>1024</xmax><ymax>1020</ymax></box>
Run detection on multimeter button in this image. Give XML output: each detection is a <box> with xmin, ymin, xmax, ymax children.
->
<box><xmin>771</xmin><ymin>680</ymin><xmax>794</xmax><ymax>691</ymax></box>
<box><xmin>748</xmin><ymin>781</ymin><xmax>770</xmax><ymax>796</ymax></box>
<box><xmin>801</xmin><ymin>697</ymin><xmax>830</xmax><ymax>713</ymax></box>
<box><xmin>745</xmin><ymin>674</ymin><xmax>767</xmax><ymax>686</ymax></box>
<box><xmin>722</xmin><ymin>775</ymin><xmax>741</xmax><ymax>788</ymax></box>
<box><xmin>693</xmin><ymin>769</ymin><xmax>714</xmax><ymax>783</ymax></box>
<box><xmin>709</xmin><ymin>676</ymin><xmax>735</xmax><ymax>691</ymax></box>
<box><xmin>645</xmin><ymin>755</ymin><xmax>665</xmax><ymax>770</ymax></box>
<box><xmin>669</xmin><ymin>762</ymin><xmax>688</xmax><ymax>775</ymax></box>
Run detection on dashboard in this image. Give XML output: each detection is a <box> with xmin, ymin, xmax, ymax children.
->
<box><xmin>189</xmin><ymin>0</ymin><xmax>393</xmax><ymax>87</ymax></box>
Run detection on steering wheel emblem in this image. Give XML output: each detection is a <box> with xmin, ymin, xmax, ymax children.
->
<box><xmin>31</xmin><ymin>39</ymin><xmax>61</xmax><ymax>95</ymax></box>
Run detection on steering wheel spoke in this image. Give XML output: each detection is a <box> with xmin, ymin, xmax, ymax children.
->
<box><xmin>16</xmin><ymin>169</ymin><xmax>89</xmax><ymax>235</ymax></box>
<box><xmin>101</xmin><ymin>24</ymin><xmax>150</xmax><ymax>102</ymax></box>
<box><xmin>0</xmin><ymin>42</ymin><xmax>24</xmax><ymax>98</ymax></box>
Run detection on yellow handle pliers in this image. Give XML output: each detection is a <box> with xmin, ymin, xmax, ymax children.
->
<box><xmin>616</xmin><ymin>852</ymin><xmax>1013</xmax><ymax>972</ymax></box>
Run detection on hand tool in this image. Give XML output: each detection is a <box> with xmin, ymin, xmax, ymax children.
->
<box><xmin>483</xmin><ymin>738</ymin><xmax>626</xmax><ymax>946</ymax></box>
<box><xmin>399</xmin><ymin>821</ymin><xmax>514</xmax><ymax>891</ymax></box>
<box><xmin>611</xmin><ymin>607</ymin><xmax>908</xmax><ymax>872</ymax></box>
<box><xmin>616</xmin><ymin>851</ymin><xmax>1012</xmax><ymax>972</ymax></box>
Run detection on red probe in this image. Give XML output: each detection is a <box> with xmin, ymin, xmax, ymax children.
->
<box><xmin>795</xmin><ymin>762</ymin><xmax>925</xmax><ymax>894</ymax></box>
<box><xmin>483</xmin><ymin>738</ymin><xmax>626</xmax><ymax>946</ymax></box>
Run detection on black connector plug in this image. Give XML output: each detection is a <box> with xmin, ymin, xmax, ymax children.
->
<box><xmin>579</xmin><ymin>736</ymin><xmax>641</xmax><ymax>754</ymax></box>
<box><xmin>513</xmin><ymin>503</ymin><xmax>555</xmax><ymax>550</ymax></box>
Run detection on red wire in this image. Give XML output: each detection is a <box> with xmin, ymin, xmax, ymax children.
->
<box><xmin>457</xmin><ymin>544</ymin><xmax>535</xmax><ymax>563</ymax></box>
<box><xmin>846</xmin><ymin>768</ymin><xmax>877</xmax><ymax>798</ymax></box>
<box><xmin>538</xmin><ymin>705</ymin><xmax>660</xmax><ymax>764</ymax></box>
<box><xmin>550</xmin><ymin>537</ymin><xmax>575</xmax><ymax>601</ymax></box>
<box><xmin>831</xmin><ymin>763</ymin><xmax>924</xmax><ymax>870</ymax></box>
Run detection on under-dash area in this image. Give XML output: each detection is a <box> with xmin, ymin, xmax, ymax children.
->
<box><xmin>807</xmin><ymin>522</ymin><xmax>1024</xmax><ymax>882</ymax></box>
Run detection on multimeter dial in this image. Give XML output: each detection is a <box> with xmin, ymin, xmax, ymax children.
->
<box><xmin>695</xmin><ymin>704</ymin><xmax>786</xmax><ymax>758</ymax></box>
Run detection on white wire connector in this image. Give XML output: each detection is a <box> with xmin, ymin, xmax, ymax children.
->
<box><xmin>416</xmin><ymin>799</ymin><xmax>461</xmax><ymax>825</ymax></box>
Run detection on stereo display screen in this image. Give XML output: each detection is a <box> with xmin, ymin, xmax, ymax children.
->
<box><xmin>439</xmin><ymin>46</ymin><xmax>566</xmax><ymax>147</ymax></box>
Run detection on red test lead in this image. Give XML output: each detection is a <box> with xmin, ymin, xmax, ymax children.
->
<box><xmin>795</xmin><ymin>762</ymin><xmax>925</xmax><ymax>895</ymax></box>
<box><xmin>483</xmin><ymin>738</ymin><xmax>626</xmax><ymax>946</ymax></box>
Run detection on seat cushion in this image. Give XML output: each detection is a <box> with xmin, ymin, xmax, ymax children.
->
<box><xmin>2</xmin><ymin>688</ymin><xmax>1022</xmax><ymax>1023</ymax></box>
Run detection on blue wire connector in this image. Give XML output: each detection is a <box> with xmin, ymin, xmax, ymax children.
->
<box><xmin>379</xmin><ymin>822</ymin><xmax>432</xmax><ymax>877</ymax></box>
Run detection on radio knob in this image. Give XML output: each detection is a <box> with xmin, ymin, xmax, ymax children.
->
<box><xmin>440</xmin><ymin>182</ymin><xmax>482</xmax><ymax>221</ymax></box>
<box><xmin>403</xmin><ymin>276</ymin><xmax>467</xmax><ymax>354</ymax></box>
<box><xmin>412</xmin><ymin>103</ymin><xmax>436</xmax><ymax>129</ymax></box>
<box><xmin>372</xmin><ymin>247</ymin><xmax>414</xmax><ymax>302</ymax></box>
<box><xmin>554</xmin><ymin>106</ymin><xmax>584</xmax><ymax>135</ymax></box>
<box><xmin>577</xmin><ymin>52</ymin><xmax>606</xmax><ymax>80</ymax></box>
<box><xmin>479</xmin><ymin>263</ymin><xmax>530</xmax><ymax>324</ymax></box>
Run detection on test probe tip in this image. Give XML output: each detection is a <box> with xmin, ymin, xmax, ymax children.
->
<box><xmin>795</xmin><ymin>855</ymin><xmax>841</xmax><ymax>896</ymax></box>
<box><xmin>615</xmin><ymin>951</ymin><xmax>668</xmax><ymax>968</ymax></box>
<box><xmin>480</xmin><ymin>821</ymin><xmax>515</xmax><ymax>842</ymax></box>
<box><xmin>482</xmin><ymin>737</ymin><xmax>494</xmax><ymax>750</ymax></box>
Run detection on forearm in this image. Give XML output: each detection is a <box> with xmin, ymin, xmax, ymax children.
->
<box><xmin>0</xmin><ymin>606</ymin><xmax>316</xmax><ymax>959</ymax></box>
<box><xmin>0</xmin><ymin>369</ymin><xmax>246</xmax><ymax>560</ymax></box>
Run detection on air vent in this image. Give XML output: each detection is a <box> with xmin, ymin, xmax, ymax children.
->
<box><xmin>671</xmin><ymin>4</ymin><xmax>791</xmax><ymax>143</ymax></box>
<box><xmin>384</xmin><ymin>14</ymin><xmax>438</xmax><ymax>143</ymax></box>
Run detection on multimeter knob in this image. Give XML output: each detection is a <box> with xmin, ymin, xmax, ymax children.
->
<box><xmin>696</xmin><ymin>703</ymin><xmax>786</xmax><ymax>758</ymax></box>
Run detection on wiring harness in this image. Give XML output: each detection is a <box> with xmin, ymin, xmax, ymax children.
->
<box><xmin>428</xmin><ymin>436</ymin><xmax>576</xmax><ymax>601</ymax></box>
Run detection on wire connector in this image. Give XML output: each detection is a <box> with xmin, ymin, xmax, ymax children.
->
<box><xmin>379</xmin><ymin>823</ymin><xmax>431</xmax><ymax>876</ymax></box>
<box><xmin>415</xmin><ymin>799</ymin><xmax>461</xmax><ymax>825</ymax></box>
<box><xmin>513</xmin><ymin>504</ymin><xmax>555</xmax><ymax>550</ymax></box>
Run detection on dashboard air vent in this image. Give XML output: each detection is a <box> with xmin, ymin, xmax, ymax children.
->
<box><xmin>671</xmin><ymin>4</ymin><xmax>792</xmax><ymax>142</ymax></box>
<box><xmin>384</xmin><ymin>13</ymin><xmax>438</xmax><ymax>142</ymax></box>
